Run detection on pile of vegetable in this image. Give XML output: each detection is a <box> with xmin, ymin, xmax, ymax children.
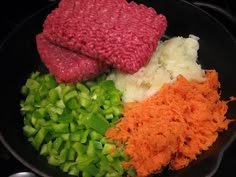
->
<box><xmin>106</xmin><ymin>70</ymin><xmax>234</xmax><ymax>176</ymax></box>
<box><xmin>18</xmin><ymin>0</ymin><xmax>234</xmax><ymax>176</ymax></box>
<box><xmin>20</xmin><ymin>69</ymin><xmax>235</xmax><ymax>177</ymax></box>
<box><xmin>20</xmin><ymin>72</ymin><xmax>136</xmax><ymax>177</ymax></box>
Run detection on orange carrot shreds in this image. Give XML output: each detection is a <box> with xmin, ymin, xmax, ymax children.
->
<box><xmin>105</xmin><ymin>70</ymin><xmax>234</xmax><ymax>177</ymax></box>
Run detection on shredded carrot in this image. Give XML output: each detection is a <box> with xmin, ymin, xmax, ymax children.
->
<box><xmin>106</xmin><ymin>70</ymin><xmax>234</xmax><ymax>177</ymax></box>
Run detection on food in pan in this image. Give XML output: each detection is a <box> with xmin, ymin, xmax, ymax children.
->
<box><xmin>106</xmin><ymin>69</ymin><xmax>234</xmax><ymax>176</ymax></box>
<box><xmin>36</xmin><ymin>33</ymin><xmax>109</xmax><ymax>83</ymax></box>
<box><xmin>40</xmin><ymin>0</ymin><xmax>167</xmax><ymax>82</ymax></box>
<box><xmin>20</xmin><ymin>0</ymin><xmax>235</xmax><ymax>177</ymax></box>
<box><xmin>21</xmin><ymin>37</ymin><xmax>235</xmax><ymax>176</ymax></box>
<box><xmin>21</xmin><ymin>72</ymin><xmax>129</xmax><ymax>176</ymax></box>
<box><xmin>107</xmin><ymin>35</ymin><xmax>205</xmax><ymax>102</ymax></box>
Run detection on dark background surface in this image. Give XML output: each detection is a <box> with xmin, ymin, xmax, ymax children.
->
<box><xmin>0</xmin><ymin>0</ymin><xmax>235</xmax><ymax>177</ymax></box>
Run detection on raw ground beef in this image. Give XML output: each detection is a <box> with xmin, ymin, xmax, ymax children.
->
<box><xmin>36</xmin><ymin>33</ymin><xmax>109</xmax><ymax>83</ymax></box>
<box><xmin>43</xmin><ymin>0</ymin><xmax>167</xmax><ymax>73</ymax></box>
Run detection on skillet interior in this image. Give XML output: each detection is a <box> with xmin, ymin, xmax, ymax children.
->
<box><xmin>0</xmin><ymin>0</ymin><xmax>236</xmax><ymax>177</ymax></box>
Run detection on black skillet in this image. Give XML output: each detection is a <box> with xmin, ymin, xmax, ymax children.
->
<box><xmin>1</xmin><ymin>0</ymin><xmax>236</xmax><ymax>177</ymax></box>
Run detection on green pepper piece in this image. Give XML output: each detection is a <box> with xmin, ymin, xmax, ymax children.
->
<box><xmin>84</xmin><ymin>164</ymin><xmax>99</xmax><ymax>176</ymax></box>
<box><xmin>25</xmin><ymin>79</ymin><xmax>40</xmax><ymax>90</ymax></box>
<box><xmin>69</xmin><ymin>121</ymin><xmax>78</xmax><ymax>133</ymax></box>
<box><xmin>59</xmin><ymin>148</ymin><xmax>67</xmax><ymax>162</ymax></box>
<box><xmin>48</xmin><ymin>112</ymin><xmax>59</xmax><ymax>122</ymax></box>
<box><xmin>127</xmin><ymin>166</ymin><xmax>137</xmax><ymax>177</ymax></box>
<box><xmin>68</xmin><ymin>165</ymin><xmax>80</xmax><ymax>176</ymax></box>
<box><xmin>72</xmin><ymin>142</ymin><xmax>86</xmax><ymax>156</ymax></box>
<box><xmin>40</xmin><ymin>141</ymin><xmax>52</xmax><ymax>156</ymax></box>
<box><xmin>48</xmin><ymin>155</ymin><xmax>64</xmax><ymax>166</ymax></box>
<box><xmin>87</xmin><ymin>140</ymin><xmax>96</xmax><ymax>157</ymax></box>
<box><xmin>64</xmin><ymin>139</ymin><xmax>71</xmax><ymax>148</ymax></box>
<box><xmin>102</xmin><ymin>143</ymin><xmax>116</xmax><ymax>155</ymax></box>
<box><xmin>52</xmin><ymin>137</ymin><xmax>63</xmax><ymax>151</ymax></box>
<box><xmin>48</xmin><ymin>89</ymin><xmax>58</xmax><ymax>103</ymax></box>
<box><xmin>30</xmin><ymin>71</ymin><xmax>40</xmax><ymax>79</ymax></box>
<box><xmin>94</xmin><ymin>141</ymin><xmax>103</xmax><ymax>150</ymax></box>
<box><xmin>110</xmin><ymin>159</ymin><xmax>124</xmax><ymax>174</ymax></box>
<box><xmin>32</xmin><ymin>127</ymin><xmax>48</xmax><ymax>150</ymax></box>
<box><xmin>76</xmin><ymin>155</ymin><xmax>94</xmax><ymax>171</ymax></box>
<box><xmin>98</xmin><ymin>156</ymin><xmax>112</xmax><ymax>175</ymax></box>
<box><xmin>83</xmin><ymin>113</ymin><xmax>110</xmax><ymax>135</ymax></box>
<box><xmin>82</xmin><ymin>171</ymin><xmax>91</xmax><ymax>177</ymax></box>
<box><xmin>43</xmin><ymin>74</ymin><xmax>57</xmax><ymax>88</ymax></box>
<box><xmin>70</xmin><ymin>132</ymin><xmax>81</xmax><ymax>142</ymax></box>
<box><xmin>48</xmin><ymin>105</ymin><xmax>64</xmax><ymax>115</ymax></box>
<box><xmin>61</xmin><ymin>162</ymin><xmax>76</xmax><ymax>173</ymax></box>
<box><xmin>90</xmin><ymin>131</ymin><xmax>103</xmax><ymax>141</ymax></box>
<box><xmin>64</xmin><ymin>90</ymin><xmax>78</xmax><ymax>102</ymax></box>
<box><xmin>39</xmin><ymin>84</ymin><xmax>50</xmax><ymax>97</ymax></box>
<box><xmin>80</xmin><ymin>129</ymin><xmax>90</xmax><ymax>144</ymax></box>
<box><xmin>21</xmin><ymin>105</ymin><xmax>34</xmax><ymax>112</ymax></box>
<box><xmin>40</xmin><ymin>143</ymin><xmax>48</xmax><ymax>156</ymax></box>
<box><xmin>76</xmin><ymin>82</ymin><xmax>89</xmax><ymax>94</ymax></box>
<box><xmin>23</xmin><ymin>125</ymin><xmax>37</xmax><ymax>137</ymax></box>
<box><xmin>105</xmin><ymin>171</ymin><xmax>122</xmax><ymax>177</ymax></box>
<box><xmin>51</xmin><ymin>123</ymin><xmax>69</xmax><ymax>133</ymax></box>
<box><xmin>78</xmin><ymin>93</ymin><xmax>91</xmax><ymax>108</ymax></box>
<box><xmin>21</xmin><ymin>85</ymin><xmax>29</xmax><ymax>96</ymax></box>
<box><xmin>67</xmin><ymin>98</ymin><xmax>79</xmax><ymax>110</ymax></box>
<box><xmin>56</xmin><ymin>100</ymin><xmax>65</xmax><ymax>109</ymax></box>
<box><xmin>68</xmin><ymin>148</ymin><xmax>76</xmax><ymax>161</ymax></box>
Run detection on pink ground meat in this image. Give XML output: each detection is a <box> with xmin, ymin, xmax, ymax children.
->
<box><xmin>36</xmin><ymin>33</ymin><xmax>109</xmax><ymax>83</ymax></box>
<box><xmin>42</xmin><ymin>0</ymin><xmax>167</xmax><ymax>73</ymax></box>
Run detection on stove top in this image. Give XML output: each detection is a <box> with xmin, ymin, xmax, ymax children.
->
<box><xmin>1</xmin><ymin>0</ymin><xmax>236</xmax><ymax>177</ymax></box>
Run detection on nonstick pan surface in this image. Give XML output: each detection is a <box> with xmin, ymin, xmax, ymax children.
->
<box><xmin>1</xmin><ymin>0</ymin><xmax>236</xmax><ymax>177</ymax></box>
